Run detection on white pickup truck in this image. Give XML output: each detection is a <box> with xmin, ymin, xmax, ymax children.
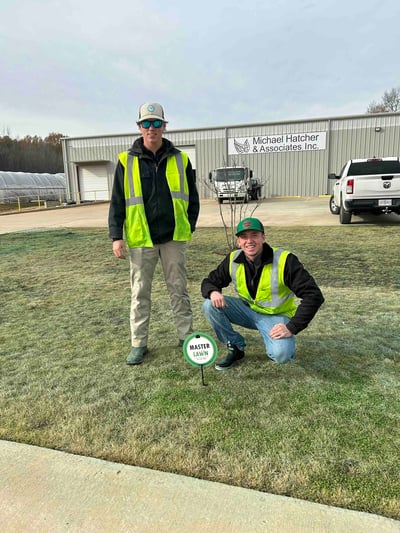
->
<box><xmin>328</xmin><ymin>157</ymin><xmax>400</xmax><ymax>224</ymax></box>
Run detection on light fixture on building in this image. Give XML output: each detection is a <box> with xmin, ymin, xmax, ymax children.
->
<box><xmin>375</xmin><ymin>126</ymin><xmax>381</xmax><ymax>132</ymax></box>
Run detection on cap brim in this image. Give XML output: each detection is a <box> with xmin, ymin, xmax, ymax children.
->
<box><xmin>236</xmin><ymin>228</ymin><xmax>263</xmax><ymax>236</ymax></box>
<box><xmin>138</xmin><ymin>116</ymin><xmax>168</xmax><ymax>123</ymax></box>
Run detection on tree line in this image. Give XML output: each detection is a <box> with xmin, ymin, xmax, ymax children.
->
<box><xmin>367</xmin><ymin>87</ymin><xmax>400</xmax><ymax>113</ymax></box>
<box><xmin>0</xmin><ymin>133</ymin><xmax>65</xmax><ymax>174</ymax></box>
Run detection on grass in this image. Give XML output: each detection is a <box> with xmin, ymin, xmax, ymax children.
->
<box><xmin>0</xmin><ymin>226</ymin><xmax>399</xmax><ymax>520</ymax></box>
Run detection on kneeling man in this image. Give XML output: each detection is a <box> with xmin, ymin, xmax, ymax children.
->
<box><xmin>201</xmin><ymin>218</ymin><xmax>324</xmax><ymax>370</ymax></box>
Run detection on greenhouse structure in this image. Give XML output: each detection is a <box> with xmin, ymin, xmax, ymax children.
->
<box><xmin>0</xmin><ymin>171</ymin><xmax>66</xmax><ymax>204</ymax></box>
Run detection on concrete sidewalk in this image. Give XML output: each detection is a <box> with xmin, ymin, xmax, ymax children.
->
<box><xmin>1</xmin><ymin>441</ymin><xmax>399</xmax><ymax>532</ymax></box>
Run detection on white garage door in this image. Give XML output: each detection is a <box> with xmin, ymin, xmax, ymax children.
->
<box><xmin>79</xmin><ymin>164</ymin><xmax>109</xmax><ymax>201</ymax></box>
<box><xmin>178</xmin><ymin>146</ymin><xmax>196</xmax><ymax>169</ymax></box>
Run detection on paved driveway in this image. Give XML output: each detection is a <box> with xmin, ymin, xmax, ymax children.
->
<box><xmin>1</xmin><ymin>197</ymin><xmax>399</xmax><ymax>235</ymax></box>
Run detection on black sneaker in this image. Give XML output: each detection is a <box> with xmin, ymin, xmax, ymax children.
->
<box><xmin>215</xmin><ymin>342</ymin><xmax>245</xmax><ymax>371</ymax></box>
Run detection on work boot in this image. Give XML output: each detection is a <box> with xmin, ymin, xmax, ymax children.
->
<box><xmin>215</xmin><ymin>342</ymin><xmax>245</xmax><ymax>371</ymax></box>
<box><xmin>126</xmin><ymin>346</ymin><xmax>148</xmax><ymax>365</ymax></box>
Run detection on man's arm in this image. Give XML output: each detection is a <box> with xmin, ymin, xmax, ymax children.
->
<box><xmin>108</xmin><ymin>161</ymin><xmax>126</xmax><ymax>240</ymax></box>
<box><xmin>201</xmin><ymin>255</ymin><xmax>231</xmax><ymax>298</ymax></box>
<box><xmin>284</xmin><ymin>254</ymin><xmax>325</xmax><ymax>335</ymax></box>
<box><xmin>185</xmin><ymin>159</ymin><xmax>200</xmax><ymax>232</ymax></box>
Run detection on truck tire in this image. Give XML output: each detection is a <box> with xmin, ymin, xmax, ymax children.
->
<box><xmin>218</xmin><ymin>198</ymin><xmax>223</xmax><ymax>204</ymax></box>
<box><xmin>329</xmin><ymin>195</ymin><xmax>340</xmax><ymax>215</ymax></box>
<box><xmin>339</xmin><ymin>198</ymin><xmax>352</xmax><ymax>224</ymax></box>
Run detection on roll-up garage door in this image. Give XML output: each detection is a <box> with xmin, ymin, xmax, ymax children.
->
<box><xmin>178</xmin><ymin>146</ymin><xmax>196</xmax><ymax>169</ymax></box>
<box><xmin>78</xmin><ymin>164</ymin><xmax>109</xmax><ymax>201</ymax></box>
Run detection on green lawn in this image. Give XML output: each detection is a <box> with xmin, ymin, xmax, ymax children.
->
<box><xmin>0</xmin><ymin>226</ymin><xmax>399</xmax><ymax>520</ymax></box>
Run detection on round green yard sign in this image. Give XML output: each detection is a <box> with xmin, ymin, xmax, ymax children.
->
<box><xmin>182</xmin><ymin>332</ymin><xmax>218</xmax><ymax>368</ymax></box>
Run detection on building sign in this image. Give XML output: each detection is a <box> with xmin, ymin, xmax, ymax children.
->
<box><xmin>228</xmin><ymin>131</ymin><xmax>326</xmax><ymax>155</ymax></box>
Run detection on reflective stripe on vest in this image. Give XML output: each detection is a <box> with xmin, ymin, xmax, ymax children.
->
<box><xmin>118</xmin><ymin>151</ymin><xmax>191</xmax><ymax>248</ymax></box>
<box><xmin>229</xmin><ymin>248</ymin><xmax>297</xmax><ymax>317</ymax></box>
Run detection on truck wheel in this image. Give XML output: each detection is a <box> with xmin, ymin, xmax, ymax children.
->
<box><xmin>244</xmin><ymin>194</ymin><xmax>248</xmax><ymax>204</ymax></box>
<box><xmin>218</xmin><ymin>198</ymin><xmax>223</xmax><ymax>204</ymax></box>
<box><xmin>329</xmin><ymin>195</ymin><xmax>340</xmax><ymax>215</ymax></box>
<box><xmin>339</xmin><ymin>199</ymin><xmax>352</xmax><ymax>224</ymax></box>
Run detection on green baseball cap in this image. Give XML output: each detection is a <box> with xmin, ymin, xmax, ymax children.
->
<box><xmin>236</xmin><ymin>217</ymin><xmax>265</xmax><ymax>236</ymax></box>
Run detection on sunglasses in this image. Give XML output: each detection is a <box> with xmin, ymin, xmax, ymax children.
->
<box><xmin>140</xmin><ymin>119</ymin><xmax>163</xmax><ymax>129</ymax></box>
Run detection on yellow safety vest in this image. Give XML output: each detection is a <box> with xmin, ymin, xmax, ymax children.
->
<box><xmin>229</xmin><ymin>248</ymin><xmax>297</xmax><ymax>317</ymax></box>
<box><xmin>118</xmin><ymin>151</ymin><xmax>192</xmax><ymax>248</ymax></box>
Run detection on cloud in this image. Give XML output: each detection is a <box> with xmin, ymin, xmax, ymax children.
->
<box><xmin>1</xmin><ymin>0</ymin><xmax>400</xmax><ymax>138</ymax></box>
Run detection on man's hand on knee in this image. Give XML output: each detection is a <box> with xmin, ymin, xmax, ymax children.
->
<box><xmin>269</xmin><ymin>323</ymin><xmax>292</xmax><ymax>339</ymax></box>
<box><xmin>210</xmin><ymin>291</ymin><xmax>226</xmax><ymax>308</ymax></box>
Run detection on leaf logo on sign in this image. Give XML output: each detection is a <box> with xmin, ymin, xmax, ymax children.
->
<box><xmin>234</xmin><ymin>138</ymin><xmax>250</xmax><ymax>154</ymax></box>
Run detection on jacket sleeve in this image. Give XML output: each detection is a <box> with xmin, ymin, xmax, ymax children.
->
<box><xmin>185</xmin><ymin>158</ymin><xmax>200</xmax><ymax>233</ymax></box>
<box><xmin>201</xmin><ymin>255</ymin><xmax>232</xmax><ymax>298</ymax></box>
<box><xmin>108</xmin><ymin>161</ymin><xmax>126</xmax><ymax>240</ymax></box>
<box><xmin>284</xmin><ymin>254</ymin><xmax>325</xmax><ymax>335</ymax></box>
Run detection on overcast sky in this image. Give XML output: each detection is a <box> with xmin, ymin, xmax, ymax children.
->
<box><xmin>1</xmin><ymin>0</ymin><xmax>399</xmax><ymax>139</ymax></box>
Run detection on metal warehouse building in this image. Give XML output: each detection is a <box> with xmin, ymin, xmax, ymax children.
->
<box><xmin>61</xmin><ymin>111</ymin><xmax>400</xmax><ymax>203</ymax></box>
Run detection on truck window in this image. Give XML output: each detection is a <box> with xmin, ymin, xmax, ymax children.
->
<box><xmin>348</xmin><ymin>161</ymin><xmax>400</xmax><ymax>176</ymax></box>
<box><xmin>215</xmin><ymin>169</ymin><xmax>244</xmax><ymax>181</ymax></box>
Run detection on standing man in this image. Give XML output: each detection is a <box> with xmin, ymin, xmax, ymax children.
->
<box><xmin>109</xmin><ymin>102</ymin><xmax>200</xmax><ymax>365</ymax></box>
<box><xmin>201</xmin><ymin>217</ymin><xmax>324</xmax><ymax>370</ymax></box>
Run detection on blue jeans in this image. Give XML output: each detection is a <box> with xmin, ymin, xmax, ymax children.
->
<box><xmin>202</xmin><ymin>296</ymin><xmax>295</xmax><ymax>364</ymax></box>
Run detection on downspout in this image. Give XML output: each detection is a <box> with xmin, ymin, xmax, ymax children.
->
<box><xmin>326</xmin><ymin>119</ymin><xmax>332</xmax><ymax>195</ymax></box>
<box><xmin>224</xmin><ymin>128</ymin><xmax>229</xmax><ymax>167</ymax></box>
<box><xmin>61</xmin><ymin>137</ymin><xmax>72</xmax><ymax>202</ymax></box>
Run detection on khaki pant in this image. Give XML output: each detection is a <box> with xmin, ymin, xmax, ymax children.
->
<box><xmin>128</xmin><ymin>241</ymin><xmax>193</xmax><ymax>347</ymax></box>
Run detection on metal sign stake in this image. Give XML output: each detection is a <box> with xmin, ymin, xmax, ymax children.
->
<box><xmin>200</xmin><ymin>365</ymin><xmax>207</xmax><ymax>387</ymax></box>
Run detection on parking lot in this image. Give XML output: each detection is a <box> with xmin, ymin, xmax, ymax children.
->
<box><xmin>1</xmin><ymin>197</ymin><xmax>399</xmax><ymax>235</ymax></box>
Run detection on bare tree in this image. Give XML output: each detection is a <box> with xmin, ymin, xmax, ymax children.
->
<box><xmin>366</xmin><ymin>101</ymin><xmax>387</xmax><ymax>114</ymax></box>
<box><xmin>367</xmin><ymin>87</ymin><xmax>400</xmax><ymax>113</ymax></box>
<box><xmin>382</xmin><ymin>88</ymin><xmax>400</xmax><ymax>111</ymax></box>
<box><xmin>203</xmin><ymin>174</ymin><xmax>263</xmax><ymax>252</ymax></box>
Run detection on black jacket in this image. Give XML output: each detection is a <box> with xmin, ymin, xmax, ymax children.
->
<box><xmin>108</xmin><ymin>137</ymin><xmax>200</xmax><ymax>243</ymax></box>
<box><xmin>201</xmin><ymin>243</ymin><xmax>324</xmax><ymax>335</ymax></box>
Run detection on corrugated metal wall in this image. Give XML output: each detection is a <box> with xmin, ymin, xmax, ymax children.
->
<box><xmin>61</xmin><ymin>112</ymin><xmax>400</xmax><ymax>202</ymax></box>
<box><xmin>328</xmin><ymin>116</ymin><xmax>400</xmax><ymax>174</ymax></box>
